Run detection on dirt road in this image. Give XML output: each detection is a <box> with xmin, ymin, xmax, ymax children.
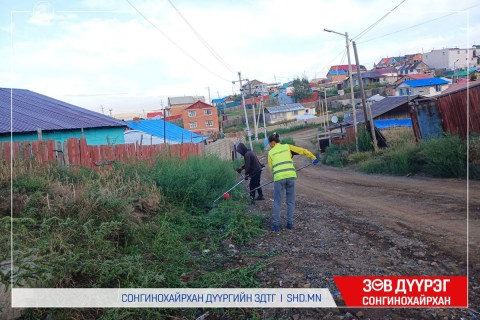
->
<box><xmin>291</xmin><ymin>128</ymin><xmax>480</xmax><ymax>263</ymax></box>
<box><xmin>242</xmin><ymin>128</ymin><xmax>479</xmax><ymax>319</ymax></box>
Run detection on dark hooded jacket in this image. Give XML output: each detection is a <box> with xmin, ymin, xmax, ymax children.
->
<box><xmin>236</xmin><ymin>143</ymin><xmax>263</xmax><ymax>176</ymax></box>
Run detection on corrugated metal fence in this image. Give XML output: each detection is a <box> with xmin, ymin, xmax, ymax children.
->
<box><xmin>1</xmin><ymin>138</ymin><xmax>204</xmax><ymax>168</ymax></box>
<box><xmin>436</xmin><ymin>84</ymin><xmax>480</xmax><ymax>138</ymax></box>
<box><xmin>411</xmin><ymin>83</ymin><xmax>480</xmax><ymax>140</ymax></box>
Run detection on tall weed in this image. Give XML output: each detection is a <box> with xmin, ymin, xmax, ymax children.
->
<box><xmin>418</xmin><ymin>134</ymin><xmax>467</xmax><ymax>178</ymax></box>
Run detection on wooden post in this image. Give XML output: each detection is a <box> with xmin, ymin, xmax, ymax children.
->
<box><xmin>37</xmin><ymin>128</ymin><xmax>42</xmax><ymax>141</ymax></box>
<box><xmin>106</xmin><ymin>135</ymin><xmax>110</xmax><ymax>145</ymax></box>
<box><xmin>63</xmin><ymin>140</ymin><xmax>69</xmax><ymax>166</ymax></box>
<box><xmin>352</xmin><ymin>41</ymin><xmax>378</xmax><ymax>151</ymax></box>
<box><xmin>56</xmin><ymin>141</ymin><xmax>64</xmax><ymax>166</ymax></box>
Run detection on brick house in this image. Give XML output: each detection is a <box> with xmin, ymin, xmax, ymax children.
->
<box><xmin>182</xmin><ymin>101</ymin><xmax>219</xmax><ymax>135</ymax></box>
<box><xmin>167</xmin><ymin>96</ymin><xmax>205</xmax><ymax>117</ymax></box>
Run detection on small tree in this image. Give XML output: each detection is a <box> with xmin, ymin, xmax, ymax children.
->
<box><xmin>292</xmin><ymin>77</ymin><xmax>313</xmax><ymax>102</ymax></box>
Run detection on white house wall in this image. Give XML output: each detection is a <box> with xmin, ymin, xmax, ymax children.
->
<box><xmin>423</xmin><ymin>48</ymin><xmax>478</xmax><ymax>69</ymax></box>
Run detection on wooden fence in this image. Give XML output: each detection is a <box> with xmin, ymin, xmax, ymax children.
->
<box><xmin>0</xmin><ymin>138</ymin><xmax>204</xmax><ymax>168</ymax></box>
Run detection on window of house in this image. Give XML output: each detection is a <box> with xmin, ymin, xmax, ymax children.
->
<box><xmin>271</xmin><ymin>114</ymin><xmax>277</xmax><ymax>119</ymax></box>
<box><xmin>442</xmin><ymin>52</ymin><xmax>445</xmax><ymax>56</ymax></box>
<box><xmin>435</xmin><ymin>85</ymin><xmax>442</xmax><ymax>92</ymax></box>
<box><xmin>188</xmin><ymin>111</ymin><xmax>196</xmax><ymax>117</ymax></box>
<box><xmin>457</xmin><ymin>50</ymin><xmax>460</xmax><ymax>54</ymax></box>
<box><xmin>293</xmin><ymin>110</ymin><xmax>298</xmax><ymax>115</ymax></box>
<box><xmin>206</xmin><ymin>120</ymin><xmax>213</xmax><ymax>127</ymax></box>
<box><xmin>204</xmin><ymin>109</ymin><xmax>212</xmax><ymax>115</ymax></box>
<box><xmin>189</xmin><ymin>122</ymin><xmax>197</xmax><ymax>128</ymax></box>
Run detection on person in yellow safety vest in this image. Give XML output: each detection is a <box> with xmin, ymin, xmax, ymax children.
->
<box><xmin>267</xmin><ymin>133</ymin><xmax>319</xmax><ymax>231</ymax></box>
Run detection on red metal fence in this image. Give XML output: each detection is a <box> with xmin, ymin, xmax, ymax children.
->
<box><xmin>411</xmin><ymin>83</ymin><xmax>480</xmax><ymax>140</ymax></box>
<box><xmin>436</xmin><ymin>83</ymin><xmax>480</xmax><ymax>138</ymax></box>
<box><xmin>0</xmin><ymin>138</ymin><xmax>204</xmax><ymax>168</ymax></box>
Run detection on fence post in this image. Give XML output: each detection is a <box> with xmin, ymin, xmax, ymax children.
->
<box><xmin>37</xmin><ymin>128</ymin><xmax>42</xmax><ymax>141</ymax></box>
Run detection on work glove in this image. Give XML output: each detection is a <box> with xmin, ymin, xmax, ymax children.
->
<box><xmin>236</xmin><ymin>168</ymin><xmax>242</xmax><ymax>174</ymax></box>
<box><xmin>244</xmin><ymin>174</ymin><xmax>249</xmax><ymax>181</ymax></box>
<box><xmin>312</xmin><ymin>158</ymin><xmax>319</xmax><ymax>165</ymax></box>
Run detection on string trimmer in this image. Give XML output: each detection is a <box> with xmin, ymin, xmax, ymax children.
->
<box><xmin>211</xmin><ymin>177</ymin><xmax>246</xmax><ymax>207</ymax></box>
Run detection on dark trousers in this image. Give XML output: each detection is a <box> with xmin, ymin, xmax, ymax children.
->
<box><xmin>249</xmin><ymin>171</ymin><xmax>263</xmax><ymax>199</ymax></box>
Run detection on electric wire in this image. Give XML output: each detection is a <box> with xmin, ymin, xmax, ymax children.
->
<box><xmin>352</xmin><ymin>0</ymin><xmax>406</xmax><ymax>41</ymax></box>
<box><xmin>167</xmin><ymin>0</ymin><xmax>237</xmax><ymax>75</ymax></box>
<box><xmin>359</xmin><ymin>3</ymin><xmax>480</xmax><ymax>44</ymax></box>
<box><xmin>125</xmin><ymin>0</ymin><xmax>230</xmax><ymax>82</ymax></box>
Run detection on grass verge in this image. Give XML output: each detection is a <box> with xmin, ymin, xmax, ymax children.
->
<box><xmin>1</xmin><ymin>156</ymin><xmax>266</xmax><ymax>319</ymax></box>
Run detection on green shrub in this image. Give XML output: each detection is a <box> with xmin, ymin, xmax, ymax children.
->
<box><xmin>281</xmin><ymin>137</ymin><xmax>296</xmax><ymax>146</ymax></box>
<box><xmin>358</xmin><ymin>143</ymin><xmax>419</xmax><ymax>175</ymax></box>
<box><xmin>150</xmin><ymin>156</ymin><xmax>237</xmax><ymax>212</ymax></box>
<box><xmin>418</xmin><ymin>135</ymin><xmax>467</xmax><ymax>178</ymax></box>
<box><xmin>322</xmin><ymin>144</ymin><xmax>348</xmax><ymax>167</ymax></box>
<box><xmin>13</xmin><ymin>174</ymin><xmax>49</xmax><ymax>193</ymax></box>
<box><xmin>347</xmin><ymin>151</ymin><xmax>373</xmax><ymax>164</ymax></box>
<box><xmin>252</xmin><ymin>141</ymin><xmax>265</xmax><ymax>154</ymax></box>
<box><xmin>357</xmin><ymin>125</ymin><xmax>373</xmax><ymax>152</ymax></box>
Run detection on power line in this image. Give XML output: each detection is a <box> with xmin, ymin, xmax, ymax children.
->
<box><xmin>312</xmin><ymin>48</ymin><xmax>347</xmax><ymax>76</ymax></box>
<box><xmin>359</xmin><ymin>4</ymin><xmax>480</xmax><ymax>44</ymax></box>
<box><xmin>167</xmin><ymin>0</ymin><xmax>237</xmax><ymax>75</ymax></box>
<box><xmin>125</xmin><ymin>0</ymin><xmax>230</xmax><ymax>82</ymax></box>
<box><xmin>352</xmin><ymin>0</ymin><xmax>406</xmax><ymax>41</ymax></box>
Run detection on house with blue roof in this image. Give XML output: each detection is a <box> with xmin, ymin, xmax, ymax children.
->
<box><xmin>0</xmin><ymin>88</ymin><xmax>126</xmax><ymax>145</ymax></box>
<box><xmin>396</xmin><ymin>78</ymin><xmax>450</xmax><ymax>97</ymax></box>
<box><xmin>327</xmin><ymin>70</ymin><xmax>347</xmax><ymax>83</ymax></box>
<box><xmin>125</xmin><ymin>119</ymin><xmax>207</xmax><ymax>145</ymax></box>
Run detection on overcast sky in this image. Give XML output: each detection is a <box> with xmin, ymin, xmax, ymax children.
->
<box><xmin>1</xmin><ymin>0</ymin><xmax>479</xmax><ymax>115</ymax></box>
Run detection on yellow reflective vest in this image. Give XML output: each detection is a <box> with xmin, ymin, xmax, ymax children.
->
<box><xmin>268</xmin><ymin>143</ymin><xmax>297</xmax><ymax>181</ymax></box>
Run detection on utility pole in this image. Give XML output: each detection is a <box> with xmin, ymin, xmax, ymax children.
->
<box><xmin>163</xmin><ymin>105</ymin><xmax>166</xmax><ymax>144</ymax></box>
<box><xmin>324</xmin><ymin>28</ymin><xmax>358</xmax><ymax>152</ymax></box>
<box><xmin>100</xmin><ymin>105</ymin><xmax>105</xmax><ymax>114</ymax></box>
<box><xmin>206</xmin><ymin>87</ymin><xmax>211</xmax><ymax>104</ymax></box>
<box><xmin>248</xmin><ymin>82</ymin><xmax>258</xmax><ymax>141</ymax></box>
<box><xmin>257</xmin><ymin>88</ymin><xmax>267</xmax><ymax>139</ymax></box>
<box><xmin>352</xmin><ymin>41</ymin><xmax>378</xmax><ymax>151</ymax></box>
<box><xmin>324</xmin><ymin>87</ymin><xmax>328</xmax><ymax>127</ymax></box>
<box><xmin>345</xmin><ymin>33</ymin><xmax>358</xmax><ymax>152</ymax></box>
<box><xmin>233</xmin><ymin>72</ymin><xmax>253</xmax><ymax>150</ymax></box>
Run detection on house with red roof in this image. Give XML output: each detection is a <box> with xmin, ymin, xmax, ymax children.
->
<box><xmin>376</xmin><ymin>57</ymin><xmax>400</xmax><ymax>68</ymax></box>
<box><xmin>182</xmin><ymin>101</ymin><xmax>219</xmax><ymax>135</ymax></box>
<box><xmin>329</xmin><ymin>65</ymin><xmax>366</xmax><ymax>72</ymax></box>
